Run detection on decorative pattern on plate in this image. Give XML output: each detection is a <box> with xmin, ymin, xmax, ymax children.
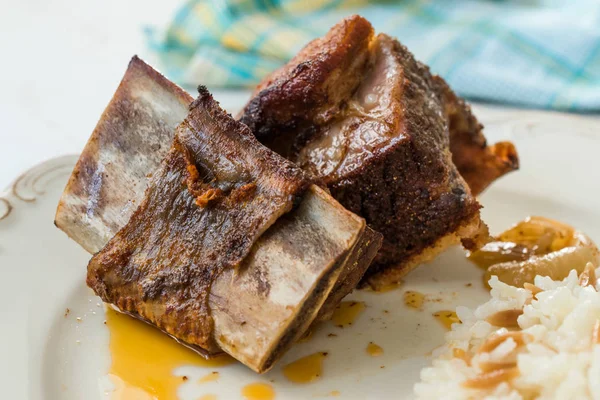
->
<box><xmin>0</xmin><ymin>155</ymin><xmax>77</xmax><ymax>221</ymax></box>
<box><xmin>0</xmin><ymin>197</ymin><xmax>12</xmax><ymax>221</ymax></box>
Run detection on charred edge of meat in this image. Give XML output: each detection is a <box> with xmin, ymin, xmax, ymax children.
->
<box><xmin>328</xmin><ymin>138</ymin><xmax>481</xmax><ymax>279</ymax></box>
<box><xmin>261</xmin><ymin>252</ymin><xmax>345</xmax><ymax>372</ymax></box>
<box><xmin>434</xmin><ymin>76</ymin><xmax>519</xmax><ymax>195</ymax></box>
<box><xmin>316</xmin><ymin>226</ymin><xmax>383</xmax><ymax>320</ymax></box>
<box><xmin>239</xmin><ymin>15</ymin><xmax>374</xmax><ymax>156</ymax></box>
<box><xmin>87</xmin><ymin>87</ymin><xmax>310</xmax><ymax>352</ymax></box>
<box><xmin>361</xmin><ymin>214</ymin><xmax>489</xmax><ymax>290</ymax></box>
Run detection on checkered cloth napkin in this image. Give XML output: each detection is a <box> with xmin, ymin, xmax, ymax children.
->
<box><xmin>147</xmin><ymin>0</ymin><xmax>600</xmax><ymax>111</ymax></box>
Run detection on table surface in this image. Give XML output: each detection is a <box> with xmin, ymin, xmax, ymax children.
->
<box><xmin>1</xmin><ymin>0</ymin><xmax>598</xmax><ymax>190</ymax></box>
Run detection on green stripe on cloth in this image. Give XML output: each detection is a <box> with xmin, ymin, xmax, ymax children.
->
<box><xmin>148</xmin><ymin>0</ymin><xmax>600</xmax><ymax>111</ymax></box>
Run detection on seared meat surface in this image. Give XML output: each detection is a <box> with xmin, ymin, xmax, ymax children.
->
<box><xmin>57</xmin><ymin>59</ymin><xmax>381</xmax><ymax>372</ymax></box>
<box><xmin>245</xmin><ymin>15</ymin><xmax>374</xmax><ymax>156</ymax></box>
<box><xmin>240</xmin><ymin>16</ymin><xmax>518</xmax><ymax>283</ymax></box>
<box><xmin>437</xmin><ymin>78</ymin><xmax>519</xmax><ymax>195</ymax></box>
<box><xmin>87</xmin><ymin>87</ymin><xmax>308</xmax><ymax>352</ymax></box>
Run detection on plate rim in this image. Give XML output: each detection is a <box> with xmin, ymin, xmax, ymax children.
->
<box><xmin>0</xmin><ymin>154</ymin><xmax>78</xmax><ymax>221</ymax></box>
<box><xmin>4</xmin><ymin>109</ymin><xmax>600</xmax><ymax>400</ymax></box>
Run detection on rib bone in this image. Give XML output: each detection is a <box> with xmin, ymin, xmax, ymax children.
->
<box><xmin>55</xmin><ymin>57</ymin><xmax>381</xmax><ymax>373</ymax></box>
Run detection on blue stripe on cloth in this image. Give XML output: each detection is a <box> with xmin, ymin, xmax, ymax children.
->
<box><xmin>553</xmin><ymin>39</ymin><xmax>600</xmax><ymax>110</ymax></box>
<box><xmin>148</xmin><ymin>0</ymin><xmax>600</xmax><ymax>111</ymax></box>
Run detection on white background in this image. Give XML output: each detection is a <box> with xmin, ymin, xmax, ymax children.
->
<box><xmin>0</xmin><ymin>0</ymin><xmax>250</xmax><ymax>190</ymax></box>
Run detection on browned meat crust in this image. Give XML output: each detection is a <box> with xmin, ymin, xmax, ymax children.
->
<box><xmin>240</xmin><ymin>16</ymin><xmax>515</xmax><ymax>282</ymax></box>
<box><xmin>87</xmin><ymin>87</ymin><xmax>309</xmax><ymax>352</ymax></box>
<box><xmin>242</xmin><ymin>15</ymin><xmax>374</xmax><ymax>157</ymax></box>
<box><xmin>435</xmin><ymin>77</ymin><xmax>519</xmax><ymax>196</ymax></box>
<box><xmin>57</xmin><ymin>58</ymin><xmax>381</xmax><ymax>371</ymax></box>
<box><xmin>324</xmin><ymin>36</ymin><xmax>480</xmax><ymax>273</ymax></box>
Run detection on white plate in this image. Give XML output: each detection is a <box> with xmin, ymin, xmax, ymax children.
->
<box><xmin>2</xmin><ymin>109</ymin><xmax>600</xmax><ymax>400</ymax></box>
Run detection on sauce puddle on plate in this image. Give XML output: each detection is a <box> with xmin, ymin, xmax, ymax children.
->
<box><xmin>283</xmin><ymin>352</ymin><xmax>328</xmax><ymax>383</ymax></box>
<box><xmin>366</xmin><ymin>342</ymin><xmax>384</xmax><ymax>357</ymax></box>
<box><xmin>403</xmin><ymin>290</ymin><xmax>425</xmax><ymax>309</ymax></box>
<box><xmin>198</xmin><ymin>371</ymin><xmax>220</xmax><ymax>384</ymax></box>
<box><xmin>433</xmin><ymin>310</ymin><xmax>461</xmax><ymax>330</ymax></box>
<box><xmin>331</xmin><ymin>301</ymin><xmax>365</xmax><ymax>328</ymax></box>
<box><xmin>241</xmin><ymin>382</ymin><xmax>275</xmax><ymax>400</ymax></box>
<box><xmin>371</xmin><ymin>281</ymin><xmax>403</xmax><ymax>293</ymax></box>
<box><xmin>106</xmin><ymin>308</ymin><xmax>233</xmax><ymax>400</ymax></box>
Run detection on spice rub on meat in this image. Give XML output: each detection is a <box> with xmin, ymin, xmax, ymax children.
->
<box><xmin>87</xmin><ymin>87</ymin><xmax>309</xmax><ymax>353</ymax></box>
<box><xmin>240</xmin><ymin>15</ymin><xmax>518</xmax><ymax>286</ymax></box>
<box><xmin>436</xmin><ymin>78</ymin><xmax>519</xmax><ymax>196</ymax></box>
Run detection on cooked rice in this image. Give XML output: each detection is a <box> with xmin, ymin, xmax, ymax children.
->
<box><xmin>414</xmin><ymin>265</ymin><xmax>600</xmax><ymax>400</ymax></box>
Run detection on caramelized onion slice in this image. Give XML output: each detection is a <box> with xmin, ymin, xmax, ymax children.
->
<box><xmin>470</xmin><ymin>216</ymin><xmax>599</xmax><ymax>288</ymax></box>
<box><xmin>484</xmin><ymin>233</ymin><xmax>599</xmax><ymax>287</ymax></box>
<box><xmin>498</xmin><ymin>216</ymin><xmax>575</xmax><ymax>254</ymax></box>
<box><xmin>469</xmin><ymin>241</ymin><xmax>531</xmax><ymax>269</ymax></box>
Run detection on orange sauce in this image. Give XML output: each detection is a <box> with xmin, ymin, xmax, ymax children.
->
<box><xmin>241</xmin><ymin>382</ymin><xmax>275</xmax><ymax>400</ymax></box>
<box><xmin>331</xmin><ymin>301</ymin><xmax>365</xmax><ymax>327</ymax></box>
<box><xmin>433</xmin><ymin>310</ymin><xmax>461</xmax><ymax>330</ymax></box>
<box><xmin>372</xmin><ymin>281</ymin><xmax>403</xmax><ymax>293</ymax></box>
<box><xmin>198</xmin><ymin>371</ymin><xmax>220</xmax><ymax>384</ymax></box>
<box><xmin>403</xmin><ymin>291</ymin><xmax>425</xmax><ymax>309</ymax></box>
<box><xmin>328</xmin><ymin>390</ymin><xmax>341</xmax><ymax>396</ymax></box>
<box><xmin>366</xmin><ymin>342</ymin><xmax>384</xmax><ymax>357</ymax></box>
<box><xmin>282</xmin><ymin>352</ymin><xmax>328</xmax><ymax>384</ymax></box>
<box><xmin>198</xmin><ymin>395</ymin><xmax>217</xmax><ymax>400</ymax></box>
<box><xmin>298</xmin><ymin>329</ymin><xmax>314</xmax><ymax>343</ymax></box>
<box><xmin>106</xmin><ymin>308</ymin><xmax>234</xmax><ymax>400</ymax></box>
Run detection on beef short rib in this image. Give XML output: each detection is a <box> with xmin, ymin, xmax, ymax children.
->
<box><xmin>87</xmin><ymin>86</ymin><xmax>310</xmax><ymax>353</ymax></box>
<box><xmin>56</xmin><ymin>58</ymin><xmax>381</xmax><ymax>372</ymax></box>
<box><xmin>240</xmin><ymin>15</ymin><xmax>518</xmax><ymax>285</ymax></box>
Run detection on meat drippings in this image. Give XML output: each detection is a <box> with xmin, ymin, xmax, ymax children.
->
<box><xmin>241</xmin><ymin>382</ymin><xmax>275</xmax><ymax>400</ymax></box>
<box><xmin>106</xmin><ymin>308</ymin><xmax>233</xmax><ymax>400</ymax></box>
<box><xmin>404</xmin><ymin>290</ymin><xmax>425</xmax><ymax>309</ymax></box>
<box><xmin>282</xmin><ymin>352</ymin><xmax>328</xmax><ymax>384</ymax></box>
<box><xmin>366</xmin><ymin>342</ymin><xmax>384</xmax><ymax>357</ymax></box>
<box><xmin>433</xmin><ymin>310</ymin><xmax>460</xmax><ymax>330</ymax></box>
<box><xmin>461</xmin><ymin>367</ymin><xmax>520</xmax><ymax>389</ymax></box>
<box><xmin>331</xmin><ymin>301</ymin><xmax>366</xmax><ymax>327</ymax></box>
<box><xmin>485</xmin><ymin>309</ymin><xmax>523</xmax><ymax>328</ymax></box>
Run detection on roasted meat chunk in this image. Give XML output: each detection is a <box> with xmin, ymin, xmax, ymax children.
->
<box><xmin>57</xmin><ymin>59</ymin><xmax>381</xmax><ymax>373</ymax></box>
<box><xmin>88</xmin><ymin>86</ymin><xmax>309</xmax><ymax>352</ymax></box>
<box><xmin>435</xmin><ymin>77</ymin><xmax>519</xmax><ymax>196</ymax></box>
<box><xmin>240</xmin><ymin>16</ymin><xmax>517</xmax><ymax>285</ymax></box>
